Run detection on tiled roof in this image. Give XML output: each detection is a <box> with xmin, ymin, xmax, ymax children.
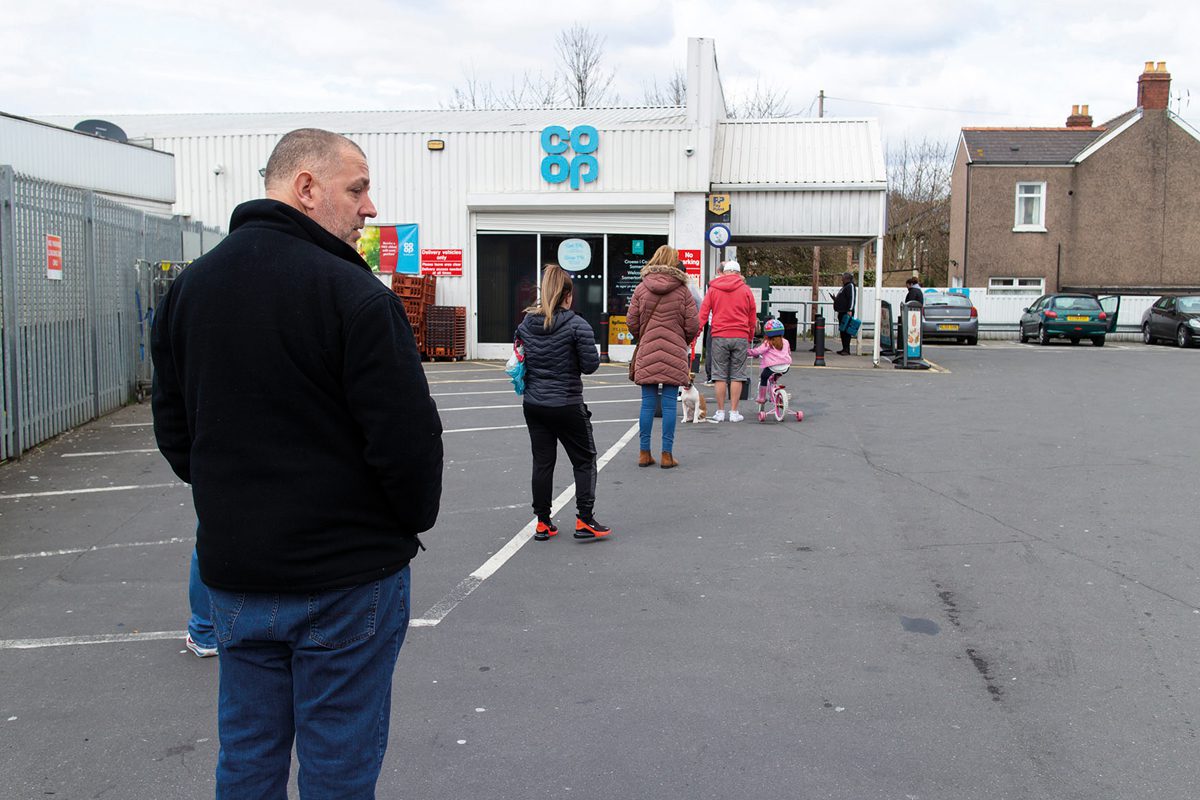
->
<box><xmin>961</xmin><ymin>127</ymin><xmax>1108</xmax><ymax>164</ymax></box>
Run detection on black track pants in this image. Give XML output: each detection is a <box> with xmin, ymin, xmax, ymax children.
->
<box><xmin>523</xmin><ymin>403</ymin><xmax>598</xmax><ymax>519</ymax></box>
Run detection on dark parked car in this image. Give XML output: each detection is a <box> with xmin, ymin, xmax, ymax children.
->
<box><xmin>1019</xmin><ymin>294</ymin><xmax>1114</xmax><ymax>346</ymax></box>
<box><xmin>1141</xmin><ymin>295</ymin><xmax>1200</xmax><ymax>348</ymax></box>
<box><xmin>921</xmin><ymin>292</ymin><xmax>978</xmax><ymax>345</ymax></box>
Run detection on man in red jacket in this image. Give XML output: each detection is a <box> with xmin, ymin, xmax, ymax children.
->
<box><xmin>697</xmin><ymin>260</ymin><xmax>758</xmax><ymax>422</ymax></box>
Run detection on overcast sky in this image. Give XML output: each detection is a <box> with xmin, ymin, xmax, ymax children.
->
<box><xmin>3</xmin><ymin>0</ymin><xmax>1197</xmax><ymax>147</ymax></box>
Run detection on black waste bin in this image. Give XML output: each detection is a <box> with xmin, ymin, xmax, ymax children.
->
<box><xmin>779</xmin><ymin>310</ymin><xmax>799</xmax><ymax>352</ymax></box>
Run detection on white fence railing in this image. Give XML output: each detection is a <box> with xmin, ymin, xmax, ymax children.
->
<box><xmin>766</xmin><ymin>286</ymin><xmax>1155</xmax><ymax>334</ymax></box>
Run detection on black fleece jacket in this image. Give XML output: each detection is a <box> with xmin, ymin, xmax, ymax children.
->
<box><xmin>152</xmin><ymin>200</ymin><xmax>443</xmax><ymax>592</ymax></box>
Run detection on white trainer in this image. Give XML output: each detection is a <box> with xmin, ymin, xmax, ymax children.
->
<box><xmin>185</xmin><ymin>634</ymin><xmax>218</xmax><ymax>658</ymax></box>
<box><xmin>712</xmin><ymin>410</ymin><xmax>725</xmax><ymax>423</ymax></box>
<box><xmin>728</xmin><ymin>411</ymin><xmax>744</xmax><ymax>423</ymax></box>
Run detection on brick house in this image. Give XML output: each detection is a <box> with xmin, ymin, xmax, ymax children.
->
<box><xmin>948</xmin><ymin>62</ymin><xmax>1200</xmax><ymax>295</ymax></box>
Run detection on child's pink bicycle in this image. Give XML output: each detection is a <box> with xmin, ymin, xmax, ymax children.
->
<box><xmin>757</xmin><ymin>365</ymin><xmax>804</xmax><ymax>423</ymax></box>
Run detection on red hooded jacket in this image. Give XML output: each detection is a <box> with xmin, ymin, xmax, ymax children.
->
<box><xmin>698</xmin><ymin>273</ymin><xmax>757</xmax><ymax>340</ymax></box>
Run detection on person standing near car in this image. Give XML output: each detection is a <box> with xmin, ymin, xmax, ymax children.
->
<box><xmin>697</xmin><ymin>260</ymin><xmax>757</xmax><ymax>422</ymax></box>
<box><xmin>905</xmin><ymin>276</ymin><xmax>924</xmax><ymax>306</ymax></box>
<box><xmin>833</xmin><ymin>271</ymin><xmax>856</xmax><ymax>355</ymax></box>
<box><xmin>518</xmin><ymin>265</ymin><xmax>609</xmax><ymax>541</ymax></box>
<box><xmin>152</xmin><ymin>128</ymin><xmax>443</xmax><ymax>798</ymax></box>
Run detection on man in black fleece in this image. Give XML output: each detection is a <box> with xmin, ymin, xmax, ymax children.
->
<box><xmin>152</xmin><ymin>128</ymin><xmax>442</xmax><ymax>798</ymax></box>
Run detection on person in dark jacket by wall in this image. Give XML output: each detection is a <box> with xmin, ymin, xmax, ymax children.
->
<box><xmin>517</xmin><ymin>265</ymin><xmax>609</xmax><ymax>541</ymax></box>
<box><xmin>905</xmin><ymin>276</ymin><xmax>925</xmax><ymax>305</ymax></box>
<box><xmin>832</xmin><ymin>271</ymin><xmax>857</xmax><ymax>355</ymax></box>
<box><xmin>151</xmin><ymin>128</ymin><xmax>443</xmax><ymax>799</ymax></box>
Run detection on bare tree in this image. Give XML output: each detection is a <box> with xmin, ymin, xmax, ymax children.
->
<box><xmin>728</xmin><ymin>82</ymin><xmax>793</xmax><ymax>119</ymax></box>
<box><xmin>885</xmin><ymin>137</ymin><xmax>953</xmax><ymax>286</ymax></box>
<box><xmin>555</xmin><ymin>23</ymin><xmax>616</xmax><ymax>107</ymax></box>
<box><xmin>444</xmin><ymin>66</ymin><xmax>495</xmax><ymax>111</ymax></box>
<box><xmin>643</xmin><ymin>67</ymin><xmax>687</xmax><ymax>106</ymax></box>
<box><xmin>445</xmin><ymin>67</ymin><xmax>561</xmax><ymax>110</ymax></box>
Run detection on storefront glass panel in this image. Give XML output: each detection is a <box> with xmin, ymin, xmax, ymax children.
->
<box><xmin>605</xmin><ymin>234</ymin><xmax>668</xmax><ymax>317</ymax></box>
<box><xmin>541</xmin><ymin>234</ymin><xmax>605</xmax><ymax>343</ymax></box>
<box><xmin>477</xmin><ymin>233</ymin><xmax>537</xmax><ymax>344</ymax></box>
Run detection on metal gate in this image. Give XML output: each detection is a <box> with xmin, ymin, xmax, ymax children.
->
<box><xmin>0</xmin><ymin>166</ymin><xmax>222</xmax><ymax>460</ymax></box>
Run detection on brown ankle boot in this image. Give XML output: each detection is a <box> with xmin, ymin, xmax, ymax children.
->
<box><xmin>638</xmin><ymin>450</ymin><xmax>656</xmax><ymax>467</ymax></box>
<box><xmin>660</xmin><ymin>452</ymin><xmax>678</xmax><ymax>469</ymax></box>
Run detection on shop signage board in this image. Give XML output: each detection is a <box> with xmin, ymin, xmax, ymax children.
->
<box><xmin>420</xmin><ymin>249</ymin><xmax>463</xmax><ymax>277</ymax></box>
<box><xmin>607</xmin><ymin>315</ymin><xmax>631</xmax><ymax>346</ymax></box>
<box><xmin>540</xmin><ymin>125</ymin><xmax>599</xmax><ymax>190</ymax></box>
<box><xmin>707</xmin><ymin>193</ymin><xmax>731</xmax><ymax>216</ymax></box>
<box><xmin>906</xmin><ymin>306</ymin><xmax>923</xmax><ymax>360</ymax></box>
<box><xmin>679</xmin><ymin>249</ymin><xmax>702</xmax><ymax>280</ymax></box>
<box><xmin>706</xmin><ymin>224</ymin><xmax>731</xmax><ymax>248</ymax></box>
<box><xmin>557</xmin><ymin>238</ymin><xmax>592</xmax><ymax>271</ymax></box>
<box><xmin>358</xmin><ymin>224</ymin><xmax>419</xmax><ymax>274</ymax></box>
<box><xmin>46</xmin><ymin>234</ymin><xmax>63</xmax><ymax>280</ymax></box>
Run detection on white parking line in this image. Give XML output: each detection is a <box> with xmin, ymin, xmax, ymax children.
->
<box><xmin>0</xmin><ymin>537</ymin><xmax>194</xmax><ymax>561</ymax></box>
<box><xmin>432</xmin><ymin>384</ymin><xmax>630</xmax><ymax>398</ymax></box>
<box><xmin>0</xmin><ymin>482</ymin><xmax>185</xmax><ymax>501</ymax></box>
<box><xmin>444</xmin><ymin>418</ymin><xmax>637</xmax><ymax>434</ymax></box>
<box><xmin>62</xmin><ymin>449</ymin><xmax>158</xmax><ymax>458</ymax></box>
<box><xmin>411</xmin><ymin>420</ymin><xmax>640</xmax><ymax>627</ymax></box>
<box><xmin>110</xmin><ymin>422</ymin><xmax>153</xmax><ymax>428</ymax></box>
<box><xmin>0</xmin><ymin>631</ymin><xmax>186</xmax><ymax>650</ymax></box>
<box><xmin>441</xmin><ymin>397</ymin><xmax>639</xmax><ymax>412</ymax></box>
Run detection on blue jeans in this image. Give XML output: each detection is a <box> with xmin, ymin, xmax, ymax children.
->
<box><xmin>208</xmin><ymin>566</ymin><xmax>411</xmax><ymax>800</ymax></box>
<box><xmin>188</xmin><ymin>547</ymin><xmax>216</xmax><ymax>648</ymax></box>
<box><xmin>639</xmin><ymin>384</ymin><xmax>679</xmax><ymax>453</ymax></box>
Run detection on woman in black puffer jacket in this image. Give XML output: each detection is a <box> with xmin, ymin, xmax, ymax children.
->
<box><xmin>517</xmin><ymin>265</ymin><xmax>609</xmax><ymax>541</ymax></box>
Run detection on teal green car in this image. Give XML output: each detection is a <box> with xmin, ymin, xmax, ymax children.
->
<box><xmin>1018</xmin><ymin>294</ymin><xmax>1115</xmax><ymax>346</ymax></box>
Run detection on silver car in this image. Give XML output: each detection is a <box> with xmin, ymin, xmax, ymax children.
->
<box><xmin>921</xmin><ymin>292</ymin><xmax>979</xmax><ymax>345</ymax></box>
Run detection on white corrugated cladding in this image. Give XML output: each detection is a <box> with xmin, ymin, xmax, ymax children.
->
<box><xmin>1</xmin><ymin>114</ymin><xmax>175</xmax><ymax>206</ymax></box>
<box><xmin>712</xmin><ymin>118</ymin><xmax>886</xmax><ymax>186</ymax></box>
<box><xmin>123</xmin><ymin>106</ymin><xmax>701</xmax><ymax>228</ymax></box>
<box><xmin>475</xmin><ymin>212</ymin><xmax>669</xmax><ymax>234</ymax></box>
<box><xmin>712</xmin><ymin>117</ymin><xmax>887</xmax><ymax>240</ymax></box>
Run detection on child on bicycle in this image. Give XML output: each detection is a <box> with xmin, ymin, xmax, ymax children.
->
<box><xmin>747</xmin><ymin>319</ymin><xmax>792</xmax><ymax>404</ymax></box>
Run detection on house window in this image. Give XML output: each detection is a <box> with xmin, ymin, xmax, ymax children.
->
<box><xmin>1014</xmin><ymin>182</ymin><xmax>1047</xmax><ymax>231</ymax></box>
<box><xmin>988</xmin><ymin>277</ymin><xmax>1045</xmax><ymax>295</ymax></box>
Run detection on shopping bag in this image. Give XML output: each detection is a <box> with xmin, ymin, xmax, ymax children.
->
<box><xmin>506</xmin><ymin>339</ymin><xmax>525</xmax><ymax>395</ymax></box>
<box><xmin>839</xmin><ymin>315</ymin><xmax>862</xmax><ymax>336</ymax></box>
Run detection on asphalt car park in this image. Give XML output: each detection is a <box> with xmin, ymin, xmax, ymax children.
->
<box><xmin>2</xmin><ymin>344</ymin><xmax>1199</xmax><ymax>799</ymax></box>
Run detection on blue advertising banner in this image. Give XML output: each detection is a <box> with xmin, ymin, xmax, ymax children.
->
<box><xmin>395</xmin><ymin>224</ymin><xmax>419</xmax><ymax>275</ymax></box>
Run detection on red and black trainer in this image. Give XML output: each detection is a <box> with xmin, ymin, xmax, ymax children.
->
<box><xmin>574</xmin><ymin>516</ymin><xmax>611</xmax><ymax>539</ymax></box>
<box><xmin>534</xmin><ymin>518</ymin><xmax>558</xmax><ymax>541</ymax></box>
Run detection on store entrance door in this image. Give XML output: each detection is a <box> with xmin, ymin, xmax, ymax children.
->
<box><xmin>542</xmin><ymin>235</ymin><xmax>604</xmax><ymax>340</ymax></box>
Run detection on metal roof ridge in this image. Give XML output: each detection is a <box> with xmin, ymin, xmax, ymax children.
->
<box><xmin>48</xmin><ymin>105</ymin><xmax>688</xmax><ymax>118</ymax></box>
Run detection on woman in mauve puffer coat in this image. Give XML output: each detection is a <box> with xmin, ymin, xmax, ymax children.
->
<box><xmin>626</xmin><ymin>246</ymin><xmax>700</xmax><ymax>469</ymax></box>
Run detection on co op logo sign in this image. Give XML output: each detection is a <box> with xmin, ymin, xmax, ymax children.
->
<box><xmin>540</xmin><ymin>125</ymin><xmax>598</xmax><ymax>190</ymax></box>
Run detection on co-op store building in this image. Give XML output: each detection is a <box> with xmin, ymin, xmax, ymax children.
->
<box><xmin>62</xmin><ymin>39</ymin><xmax>886</xmax><ymax>360</ymax></box>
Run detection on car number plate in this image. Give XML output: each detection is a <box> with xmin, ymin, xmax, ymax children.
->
<box><xmin>1066</xmin><ymin>315</ymin><xmax>1089</xmax><ymax>322</ymax></box>
<box><xmin>937</xmin><ymin>324</ymin><xmax>959</xmax><ymax>331</ymax></box>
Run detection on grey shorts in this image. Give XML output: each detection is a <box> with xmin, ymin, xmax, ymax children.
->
<box><xmin>711</xmin><ymin>337</ymin><xmax>749</xmax><ymax>382</ymax></box>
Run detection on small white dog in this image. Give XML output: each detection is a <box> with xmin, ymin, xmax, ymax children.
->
<box><xmin>679</xmin><ymin>373</ymin><xmax>707</xmax><ymax>423</ymax></box>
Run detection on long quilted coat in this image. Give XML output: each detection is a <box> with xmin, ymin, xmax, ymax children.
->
<box><xmin>516</xmin><ymin>309</ymin><xmax>600</xmax><ymax>407</ymax></box>
<box><xmin>626</xmin><ymin>264</ymin><xmax>700</xmax><ymax>387</ymax></box>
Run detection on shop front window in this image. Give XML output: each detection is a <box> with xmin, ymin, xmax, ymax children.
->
<box><xmin>476</xmin><ymin>231</ymin><xmax>668</xmax><ymax>345</ymax></box>
<box><xmin>541</xmin><ymin>234</ymin><xmax>605</xmax><ymax>342</ymax></box>
<box><xmin>605</xmin><ymin>235</ymin><xmax>668</xmax><ymax>318</ymax></box>
<box><xmin>477</xmin><ymin>233</ymin><xmax>537</xmax><ymax>344</ymax></box>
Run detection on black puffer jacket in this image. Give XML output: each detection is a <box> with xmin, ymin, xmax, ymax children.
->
<box><xmin>517</xmin><ymin>309</ymin><xmax>600</xmax><ymax>407</ymax></box>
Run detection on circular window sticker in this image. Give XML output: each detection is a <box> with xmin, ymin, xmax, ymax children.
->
<box><xmin>557</xmin><ymin>239</ymin><xmax>592</xmax><ymax>272</ymax></box>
